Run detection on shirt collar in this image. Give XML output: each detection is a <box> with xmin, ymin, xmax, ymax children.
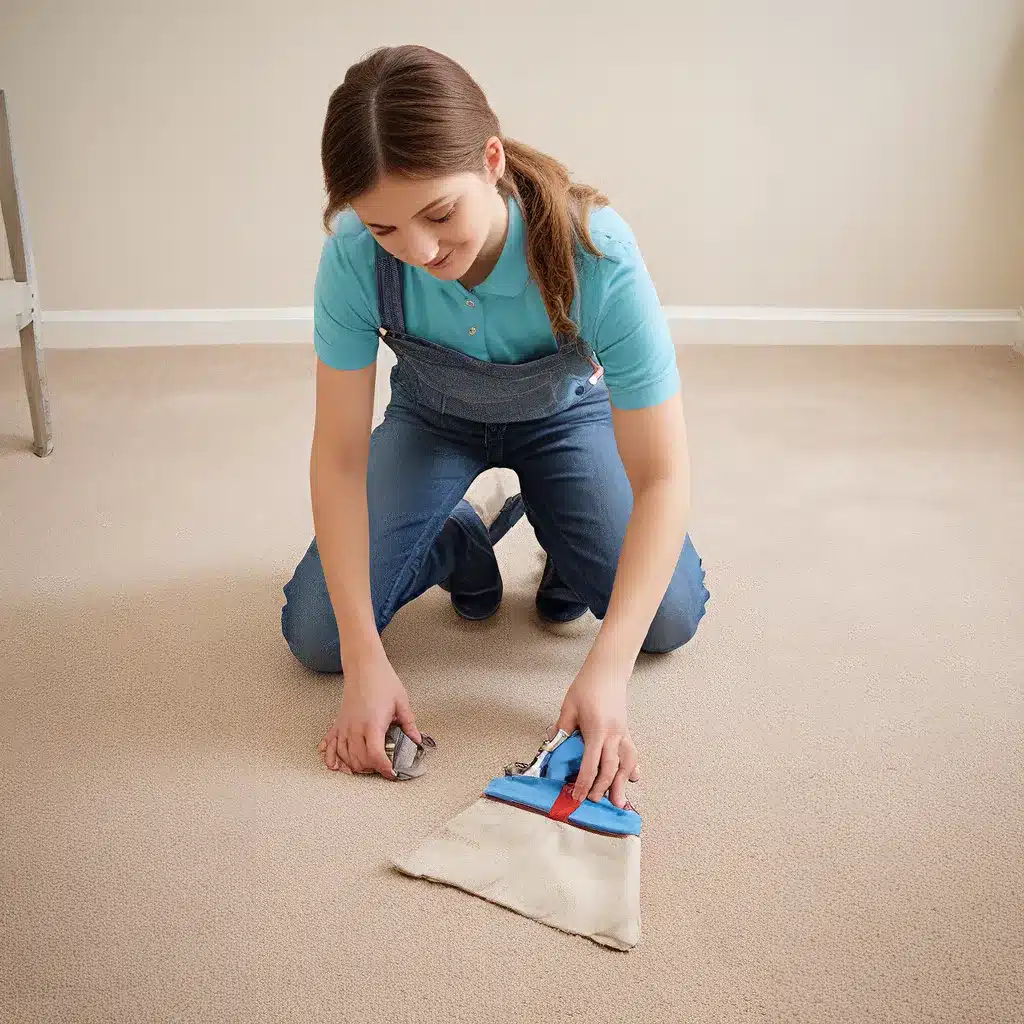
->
<box><xmin>472</xmin><ymin>195</ymin><xmax>530</xmax><ymax>297</ymax></box>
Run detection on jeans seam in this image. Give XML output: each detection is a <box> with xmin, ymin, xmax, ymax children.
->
<box><xmin>375</xmin><ymin>477</ymin><xmax>479</xmax><ymax>630</ymax></box>
<box><xmin>520</xmin><ymin>492</ymin><xmax>600</xmax><ymax>618</ymax></box>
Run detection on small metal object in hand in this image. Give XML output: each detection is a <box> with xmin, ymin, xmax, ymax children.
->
<box><xmin>385</xmin><ymin>723</ymin><xmax>436</xmax><ymax>780</ymax></box>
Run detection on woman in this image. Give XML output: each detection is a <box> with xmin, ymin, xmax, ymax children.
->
<box><xmin>282</xmin><ymin>44</ymin><xmax>709</xmax><ymax>810</ymax></box>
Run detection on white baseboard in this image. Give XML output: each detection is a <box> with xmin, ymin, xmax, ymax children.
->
<box><xmin>661</xmin><ymin>307</ymin><xmax>1022</xmax><ymax>346</ymax></box>
<box><xmin>1</xmin><ymin>306</ymin><xmax>1021</xmax><ymax>349</ymax></box>
<box><xmin>35</xmin><ymin>307</ymin><xmax>314</xmax><ymax>348</ymax></box>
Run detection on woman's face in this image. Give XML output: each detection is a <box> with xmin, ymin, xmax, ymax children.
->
<box><xmin>350</xmin><ymin>138</ymin><xmax>507</xmax><ymax>282</ymax></box>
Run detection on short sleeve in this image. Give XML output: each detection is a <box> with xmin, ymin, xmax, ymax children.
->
<box><xmin>580</xmin><ymin>211</ymin><xmax>680</xmax><ymax>411</ymax></box>
<box><xmin>313</xmin><ymin>228</ymin><xmax>380</xmax><ymax>371</ymax></box>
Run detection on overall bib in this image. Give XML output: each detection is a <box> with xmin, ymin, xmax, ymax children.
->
<box><xmin>374</xmin><ymin>245</ymin><xmax>605</xmax><ymax>423</ymax></box>
<box><xmin>282</xmin><ymin>248</ymin><xmax>709</xmax><ymax>673</ymax></box>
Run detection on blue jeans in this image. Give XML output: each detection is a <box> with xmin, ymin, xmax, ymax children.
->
<box><xmin>282</xmin><ymin>384</ymin><xmax>709</xmax><ymax>673</ymax></box>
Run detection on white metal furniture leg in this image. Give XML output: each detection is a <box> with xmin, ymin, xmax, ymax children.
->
<box><xmin>0</xmin><ymin>89</ymin><xmax>52</xmax><ymax>457</ymax></box>
<box><xmin>19</xmin><ymin>319</ymin><xmax>52</xmax><ymax>456</ymax></box>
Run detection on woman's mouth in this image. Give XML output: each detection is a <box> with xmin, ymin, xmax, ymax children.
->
<box><xmin>426</xmin><ymin>250</ymin><xmax>453</xmax><ymax>270</ymax></box>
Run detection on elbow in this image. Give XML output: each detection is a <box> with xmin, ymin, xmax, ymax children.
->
<box><xmin>311</xmin><ymin>428</ymin><xmax>368</xmax><ymax>477</ymax></box>
<box><xmin>634</xmin><ymin>468</ymin><xmax>690</xmax><ymax>524</ymax></box>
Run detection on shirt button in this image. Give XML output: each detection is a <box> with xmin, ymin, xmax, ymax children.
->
<box><xmin>468</xmin><ymin>326</ymin><xmax>477</xmax><ymax>335</ymax></box>
<box><xmin>465</xmin><ymin>299</ymin><xmax>475</xmax><ymax>307</ymax></box>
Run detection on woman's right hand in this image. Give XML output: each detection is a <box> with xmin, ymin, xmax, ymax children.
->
<box><xmin>318</xmin><ymin>654</ymin><xmax>421</xmax><ymax>778</ymax></box>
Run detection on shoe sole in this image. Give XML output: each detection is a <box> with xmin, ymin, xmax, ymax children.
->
<box><xmin>536</xmin><ymin>605</ymin><xmax>590</xmax><ymax>625</ymax></box>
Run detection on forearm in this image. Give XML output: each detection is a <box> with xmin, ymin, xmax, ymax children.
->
<box><xmin>587</xmin><ymin>471</ymin><xmax>690</xmax><ymax>675</ymax></box>
<box><xmin>310</xmin><ymin>439</ymin><xmax>385</xmax><ymax>672</ymax></box>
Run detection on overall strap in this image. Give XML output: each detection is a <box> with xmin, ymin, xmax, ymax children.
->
<box><xmin>374</xmin><ymin>247</ymin><xmax>406</xmax><ymax>334</ymax></box>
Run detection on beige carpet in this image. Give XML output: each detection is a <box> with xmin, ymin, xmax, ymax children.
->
<box><xmin>2</xmin><ymin>344</ymin><xmax>1022</xmax><ymax>1023</ymax></box>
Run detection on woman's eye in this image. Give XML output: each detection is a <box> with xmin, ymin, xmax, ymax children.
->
<box><xmin>429</xmin><ymin>209</ymin><xmax>455</xmax><ymax>224</ymax></box>
<box><xmin>371</xmin><ymin>228</ymin><xmax>395</xmax><ymax>237</ymax></box>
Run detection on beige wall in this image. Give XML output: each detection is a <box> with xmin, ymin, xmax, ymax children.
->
<box><xmin>1</xmin><ymin>0</ymin><xmax>1022</xmax><ymax>312</ymax></box>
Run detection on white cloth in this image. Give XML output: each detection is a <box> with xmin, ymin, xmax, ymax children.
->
<box><xmin>392</xmin><ymin>796</ymin><xmax>641</xmax><ymax>950</ymax></box>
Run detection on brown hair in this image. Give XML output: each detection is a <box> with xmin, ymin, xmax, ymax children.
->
<box><xmin>320</xmin><ymin>45</ymin><xmax>608</xmax><ymax>337</ymax></box>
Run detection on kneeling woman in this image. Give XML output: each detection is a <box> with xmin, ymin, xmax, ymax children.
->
<box><xmin>282</xmin><ymin>44</ymin><xmax>709</xmax><ymax>809</ymax></box>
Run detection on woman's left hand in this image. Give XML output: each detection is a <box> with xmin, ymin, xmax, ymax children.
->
<box><xmin>554</xmin><ymin>662</ymin><xmax>640</xmax><ymax>809</ymax></box>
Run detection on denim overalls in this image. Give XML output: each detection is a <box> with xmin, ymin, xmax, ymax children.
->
<box><xmin>374</xmin><ymin>245</ymin><xmax>605</xmax><ymax>423</ymax></box>
<box><xmin>282</xmin><ymin>248</ymin><xmax>709</xmax><ymax>673</ymax></box>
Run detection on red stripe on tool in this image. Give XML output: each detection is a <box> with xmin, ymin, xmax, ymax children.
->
<box><xmin>548</xmin><ymin>785</ymin><xmax>582</xmax><ymax>823</ymax></box>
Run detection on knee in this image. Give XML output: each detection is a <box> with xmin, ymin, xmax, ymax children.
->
<box><xmin>281</xmin><ymin>572</ymin><xmax>342</xmax><ymax>675</ymax></box>
<box><xmin>640</xmin><ymin>538</ymin><xmax>709</xmax><ymax>655</ymax></box>
<box><xmin>640</xmin><ymin>593</ymin><xmax>707</xmax><ymax>655</ymax></box>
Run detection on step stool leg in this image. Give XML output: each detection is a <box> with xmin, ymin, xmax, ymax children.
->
<box><xmin>20</xmin><ymin>317</ymin><xmax>52</xmax><ymax>456</ymax></box>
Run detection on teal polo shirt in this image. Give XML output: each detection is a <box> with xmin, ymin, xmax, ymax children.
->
<box><xmin>313</xmin><ymin>196</ymin><xmax>679</xmax><ymax>411</ymax></box>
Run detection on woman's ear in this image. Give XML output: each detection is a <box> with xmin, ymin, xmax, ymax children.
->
<box><xmin>483</xmin><ymin>136</ymin><xmax>505</xmax><ymax>184</ymax></box>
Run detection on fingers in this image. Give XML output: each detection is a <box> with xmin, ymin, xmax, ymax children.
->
<box><xmin>346</xmin><ymin>733</ymin><xmax>370</xmax><ymax>775</ymax></box>
<box><xmin>325</xmin><ymin>732</ymin><xmax>340</xmax><ymax>771</ymax></box>
<box><xmin>609</xmin><ymin>767</ymin><xmax>629</xmax><ymax>809</ymax></box>
<box><xmin>619</xmin><ymin>737</ymin><xmax>639</xmax><ymax>785</ymax></box>
<box><xmin>571</xmin><ymin>734</ymin><xmax>603</xmax><ymax>802</ymax></box>
<box><xmin>570</xmin><ymin>734</ymin><xmax>639</xmax><ymax>806</ymax></box>
<box><xmin>367</xmin><ymin>726</ymin><xmax>397</xmax><ymax>779</ymax></box>
<box><xmin>587</xmin><ymin>743</ymin><xmax>620</xmax><ymax>804</ymax></box>
<box><xmin>554</xmin><ymin>708</ymin><xmax>576</xmax><ymax>738</ymax></box>
<box><xmin>320</xmin><ymin>721</ymin><xmax>396</xmax><ymax>779</ymax></box>
<box><xmin>395</xmin><ymin>703</ymin><xmax>421</xmax><ymax>746</ymax></box>
<box><xmin>338</xmin><ymin>736</ymin><xmax>357</xmax><ymax>773</ymax></box>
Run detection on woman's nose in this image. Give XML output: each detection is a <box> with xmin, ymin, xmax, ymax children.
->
<box><xmin>402</xmin><ymin>229</ymin><xmax>439</xmax><ymax>267</ymax></box>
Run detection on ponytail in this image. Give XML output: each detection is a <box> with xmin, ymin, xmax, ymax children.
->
<box><xmin>500</xmin><ymin>138</ymin><xmax>608</xmax><ymax>338</ymax></box>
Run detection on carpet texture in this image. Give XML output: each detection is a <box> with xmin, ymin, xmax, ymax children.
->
<box><xmin>2</xmin><ymin>344</ymin><xmax>1022</xmax><ymax>1023</ymax></box>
